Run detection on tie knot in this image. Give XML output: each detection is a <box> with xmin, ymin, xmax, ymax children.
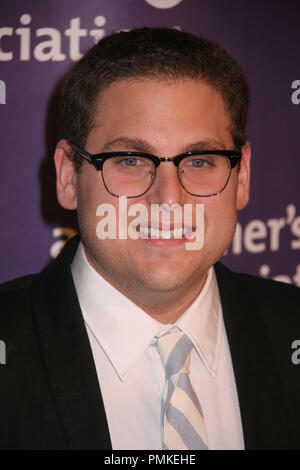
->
<box><xmin>157</xmin><ymin>330</ymin><xmax>193</xmax><ymax>380</ymax></box>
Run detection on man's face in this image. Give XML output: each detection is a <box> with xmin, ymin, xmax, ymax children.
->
<box><xmin>57</xmin><ymin>78</ymin><xmax>250</xmax><ymax>306</ymax></box>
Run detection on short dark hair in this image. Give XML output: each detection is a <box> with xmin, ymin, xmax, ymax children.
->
<box><xmin>60</xmin><ymin>27</ymin><xmax>249</xmax><ymax>168</ymax></box>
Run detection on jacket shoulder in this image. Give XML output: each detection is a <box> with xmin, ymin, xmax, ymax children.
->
<box><xmin>215</xmin><ymin>261</ymin><xmax>300</xmax><ymax>296</ymax></box>
<box><xmin>0</xmin><ymin>274</ymin><xmax>38</xmax><ymax>311</ymax></box>
<box><xmin>215</xmin><ymin>261</ymin><xmax>300</xmax><ymax>326</ymax></box>
<box><xmin>0</xmin><ymin>274</ymin><xmax>38</xmax><ymax>293</ymax></box>
<box><xmin>0</xmin><ymin>236</ymin><xmax>80</xmax><ymax>336</ymax></box>
<box><xmin>0</xmin><ymin>274</ymin><xmax>39</xmax><ymax>336</ymax></box>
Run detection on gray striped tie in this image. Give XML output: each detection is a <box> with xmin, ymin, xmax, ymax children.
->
<box><xmin>157</xmin><ymin>330</ymin><xmax>208</xmax><ymax>450</ymax></box>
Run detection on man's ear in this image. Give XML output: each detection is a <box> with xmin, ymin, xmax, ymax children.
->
<box><xmin>54</xmin><ymin>139</ymin><xmax>78</xmax><ymax>210</ymax></box>
<box><xmin>236</xmin><ymin>140</ymin><xmax>251</xmax><ymax>211</ymax></box>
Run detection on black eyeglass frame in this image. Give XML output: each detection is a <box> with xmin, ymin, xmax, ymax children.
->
<box><xmin>71</xmin><ymin>144</ymin><xmax>242</xmax><ymax>198</ymax></box>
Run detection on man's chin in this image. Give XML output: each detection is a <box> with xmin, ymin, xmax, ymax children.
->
<box><xmin>135</xmin><ymin>269</ymin><xmax>200</xmax><ymax>294</ymax></box>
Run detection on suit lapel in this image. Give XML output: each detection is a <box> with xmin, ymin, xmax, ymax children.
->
<box><xmin>214</xmin><ymin>262</ymin><xmax>289</xmax><ymax>449</ymax></box>
<box><xmin>30</xmin><ymin>237</ymin><xmax>112</xmax><ymax>450</ymax></box>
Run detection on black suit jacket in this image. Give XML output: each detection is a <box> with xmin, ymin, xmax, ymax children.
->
<box><xmin>0</xmin><ymin>236</ymin><xmax>299</xmax><ymax>450</ymax></box>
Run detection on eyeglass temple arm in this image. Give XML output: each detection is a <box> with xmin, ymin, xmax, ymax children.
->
<box><xmin>72</xmin><ymin>145</ymin><xmax>93</xmax><ymax>163</ymax></box>
<box><xmin>230</xmin><ymin>155</ymin><xmax>242</xmax><ymax>168</ymax></box>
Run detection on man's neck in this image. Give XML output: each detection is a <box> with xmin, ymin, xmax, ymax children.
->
<box><xmin>82</xmin><ymin>244</ymin><xmax>208</xmax><ymax>324</ymax></box>
<box><xmin>128</xmin><ymin>274</ymin><xmax>208</xmax><ymax>324</ymax></box>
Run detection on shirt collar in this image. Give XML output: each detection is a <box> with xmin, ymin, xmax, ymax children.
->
<box><xmin>176</xmin><ymin>267</ymin><xmax>222</xmax><ymax>377</ymax></box>
<box><xmin>71</xmin><ymin>242</ymin><xmax>222</xmax><ymax>381</ymax></box>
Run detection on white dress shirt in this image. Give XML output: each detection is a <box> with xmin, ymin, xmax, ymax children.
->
<box><xmin>71</xmin><ymin>242</ymin><xmax>244</xmax><ymax>450</ymax></box>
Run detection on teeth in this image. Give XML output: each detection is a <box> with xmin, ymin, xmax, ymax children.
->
<box><xmin>150</xmin><ymin>228</ymin><xmax>159</xmax><ymax>238</ymax></box>
<box><xmin>139</xmin><ymin>227</ymin><xmax>192</xmax><ymax>239</ymax></box>
<box><xmin>161</xmin><ymin>230</ymin><xmax>171</xmax><ymax>239</ymax></box>
<box><xmin>173</xmin><ymin>228</ymin><xmax>182</xmax><ymax>238</ymax></box>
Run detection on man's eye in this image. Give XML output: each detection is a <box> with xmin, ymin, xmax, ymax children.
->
<box><xmin>189</xmin><ymin>159</ymin><xmax>206</xmax><ymax>168</ymax></box>
<box><xmin>123</xmin><ymin>157</ymin><xmax>139</xmax><ymax>166</ymax></box>
<box><xmin>108</xmin><ymin>156</ymin><xmax>153</xmax><ymax>171</ymax></box>
<box><xmin>116</xmin><ymin>157</ymin><xmax>140</xmax><ymax>166</ymax></box>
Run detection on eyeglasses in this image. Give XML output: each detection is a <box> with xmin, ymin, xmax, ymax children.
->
<box><xmin>71</xmin><ymin>145</ymin><xmax>242</xmax><ymax>198</ymax></box>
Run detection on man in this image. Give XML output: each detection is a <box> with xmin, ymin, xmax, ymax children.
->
<box><xmin>0</xmin><ymin>27</ymin><xmax>299</xmax><ymax>450</ymax></box>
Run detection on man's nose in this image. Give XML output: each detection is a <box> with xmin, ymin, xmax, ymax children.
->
<box><xmin>146</xmin><ymin>161</ymin><xmax>186</xmax><ymax>206</ymax></box>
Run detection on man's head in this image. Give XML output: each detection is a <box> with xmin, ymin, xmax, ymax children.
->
<box><xmin>55</xmin><ymin>27</ymin><xmax>251</xmax><ymax>321</ymax></box>
<box><xmin>60</xmin><ymin>27</ymin><xmax>249</xmax><ymax>164</ymax></box>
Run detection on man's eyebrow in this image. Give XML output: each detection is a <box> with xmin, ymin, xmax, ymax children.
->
<box><xmin>100</xmin><ymin>137</ymin><xmax>227</xmax><ymax>154</ymax></box>
<box><xmin>101</xmin><ymin>137</ymin><xmax>155</xmax><ymax>153</ymax></box>
<box><xmin>181</xmin><ymin>140</ymin><xmax>226</xmax><ymax>153</ymax></box>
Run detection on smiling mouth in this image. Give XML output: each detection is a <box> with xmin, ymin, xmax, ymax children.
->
<box><xmin>136</xmin><ymin>225</ymin><xmax>194</xmax><ymax>239</ymax></box>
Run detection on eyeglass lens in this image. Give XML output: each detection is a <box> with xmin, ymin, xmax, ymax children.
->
<box><xmin>102</xmin><ymin>153</ymin><xmax>231</xmax><ymax>197</ymax></box>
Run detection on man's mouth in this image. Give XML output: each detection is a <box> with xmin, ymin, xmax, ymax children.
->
<box><xmin>136</xmin><ymin>225</ymin><xmax>194</xmax><ymax>239</ymax></box>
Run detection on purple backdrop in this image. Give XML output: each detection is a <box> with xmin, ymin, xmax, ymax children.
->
<box><xmin>0</xmin><ymin>0</ymin><xmax>299</xmax><ymax>285</ymax></box>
